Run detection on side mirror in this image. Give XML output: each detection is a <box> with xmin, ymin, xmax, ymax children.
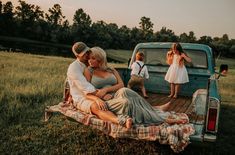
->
<box><xmin>219</xmin><ymin>64</ymin><xmax>228</xmax><ymax>76</ymax></box>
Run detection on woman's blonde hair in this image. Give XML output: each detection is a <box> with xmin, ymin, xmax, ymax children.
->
<box><xmin>90</xmin><ymin>47</ymin><xmax>108</xmax><ymax>70</ymax></box>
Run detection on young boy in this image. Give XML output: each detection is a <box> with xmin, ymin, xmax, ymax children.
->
<box><xmin>127</xmin><ymin>52</ymin><xmax>149</xmax><ymax>98</ymax></box>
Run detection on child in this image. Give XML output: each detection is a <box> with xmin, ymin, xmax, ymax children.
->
<box><xmin>165</xmin><ymin>43</ymin><xmax>192</xmax><ymax>98</ymax></box>
<box><xmin>127</xmin><ymin>52</ymin><xmax>149</xmax><ymax>98</ymax></box>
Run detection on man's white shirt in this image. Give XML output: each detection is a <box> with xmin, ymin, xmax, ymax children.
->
<box><xmin>67</xmin><ymin>60</ymin><xmax>96</xmax><ymax>103</ymax></box>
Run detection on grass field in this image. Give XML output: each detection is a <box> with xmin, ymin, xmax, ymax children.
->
<box><xmin>0</xmin><ymin>51</ymin><xmax>235</xmax><ymax>154</ymax></box>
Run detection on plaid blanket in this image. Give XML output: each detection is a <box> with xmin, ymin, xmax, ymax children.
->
<box><xmin>45</xmin><ymin>102</ymin><xmax>195</xmax><ymax>153</ymax></box>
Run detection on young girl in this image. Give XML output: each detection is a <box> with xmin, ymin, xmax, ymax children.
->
<box><xmin>127</xmin><ymin>52</ymin><xmax>149</xmax><ymax>98</ymax></box>
<box><xmin>165</xmin><ymin>43</ymin><xmax>192</xmax><ymax>98</ymax></box>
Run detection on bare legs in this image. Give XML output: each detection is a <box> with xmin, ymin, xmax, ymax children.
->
<box><xmin>168</xmin><ymin>83</ymin><xmax>181</xmax><ymax>98</ymax></box>
<box><xmin>168</xmin><ymin>83</ymin><xmax>175</xmax><ymax>97</ymax></box>
<box><xmin>153</xmin><ymin>102</ymin><xmax>171</xmax><ymax>111</ymax></box>
<box><xmin>140</xmin><ymin>86</ymin><xmax>148</xmax><ymax>98</ymax></box>
<box><xmin>90</xmin><ymin>102</ymin><xmax>132</xmax><ymax>129</ymax></box>
<box><xmin>166</xmin><ymin>118</ymin><xmax>188</xmax><ymax>124</ymax></box>
<box><xmin>174</xmin><ymin>84</ymin><xmax>180</xmax><ymax>98</ymax></box>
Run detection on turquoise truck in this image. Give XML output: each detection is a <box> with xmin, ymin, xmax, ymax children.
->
<box><xmin>116</xmin><ymin>42</ymin><xmax>228</xmax><ymax>142</ymax></box>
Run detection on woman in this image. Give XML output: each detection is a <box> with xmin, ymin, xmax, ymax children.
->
<box><xmin>84</xmin><ymin>47</ymin><xmax>188</xmax><ymax>128</ymax></box>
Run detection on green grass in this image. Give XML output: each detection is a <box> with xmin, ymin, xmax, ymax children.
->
<box><xmin>0</xmin><ymin>51</ymin><xmax>235</xmax><ymax>154</ymax></box>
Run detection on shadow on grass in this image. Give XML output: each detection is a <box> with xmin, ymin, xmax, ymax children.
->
<box><xmin>0</xmin><ymin>92</ymin><xmax>61</xmax><ymax>126</ymax></box>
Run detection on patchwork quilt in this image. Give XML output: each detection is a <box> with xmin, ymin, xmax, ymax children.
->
<box><xmin>45</xmin><ymin>102</ymin><xmax>195</xmax><ymax>153</ymax></box>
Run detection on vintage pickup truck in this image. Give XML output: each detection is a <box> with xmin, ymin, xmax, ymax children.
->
<box><xmin>116</xmin><ymin>42</ymin><xmax>228</xmax><ymax>142</ymax></box>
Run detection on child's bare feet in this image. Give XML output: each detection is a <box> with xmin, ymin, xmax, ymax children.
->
<box><xmin>125</xmin><ymin>118</ymin><xmax>132</xmax><ymax>129</ymax></box>
<box><xmin>168</xmin><ymin>94</ymin><xmax>173</xmax><ymax>98</ymax></box>
<box><xmin>173</xmin><ymin>95</ymin><xmax>177</xmax><ymax>99</ymax></box>
<box><xmin>144</xmin><ymin>95</ymin><xmax>149</xmax><ymax>99</ymax></box>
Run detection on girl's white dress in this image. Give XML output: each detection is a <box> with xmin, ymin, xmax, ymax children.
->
<box><xmin>165</xmin><ymin>54</ymin><xmax>189</xmax><ymax>84</ymax></box>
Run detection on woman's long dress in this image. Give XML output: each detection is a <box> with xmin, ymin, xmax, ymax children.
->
<box><xmin>91</xmin><ymin>73</ymin><xmax>170</xmax><ymax>126</ymax></box>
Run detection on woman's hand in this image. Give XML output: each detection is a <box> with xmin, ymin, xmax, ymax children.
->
<box><xmin>95</xmin><ymin>88</ymin><xmax>107</xmax><ymax>98</ymax></box>
<box><xmin>102</xmin><ymin>93</ymin><xmax>113</xmax><ymax>101</ymax></box>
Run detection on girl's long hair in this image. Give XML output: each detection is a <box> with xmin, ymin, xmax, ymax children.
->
<box><xmin>166</xmin><ymin>43</ymin><xmax>185</xmax><ymax>67</ymax></box>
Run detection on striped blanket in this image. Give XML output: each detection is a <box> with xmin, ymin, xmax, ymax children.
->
<box><xmin>45</xmin><ymin>102</ymin><xmax>195</xmax><ymax>153</ymax></box>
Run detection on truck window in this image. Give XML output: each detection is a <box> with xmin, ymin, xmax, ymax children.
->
<box><xmin>137</xmin><ymin>48</ymin><xmax>208</xmax><ymax>69</ymax></box>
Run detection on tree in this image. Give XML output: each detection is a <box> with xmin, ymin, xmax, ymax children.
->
<box><xmin>179</xmin><ymin>31</ymin><xmax>196</xmax><ymax>43</ymax></box>
<box><xmin>229</xmin><ymin>44</ymin><xmax>235</xmax><ymax>56</ymax></box>
<box><xmin>15</xmin><ymin>0</ymin><xmax>44</xmax><ymax>39</ymax></box>
<box><xmin>45</xmin><ymin>4</ymin><xmax>65</xmax><ymax>42</ymax></box>
<box><xmin>0</xmin><ymin>1</ymin><xmax>2</xmax><ymax>14</ymax></box>
<box><xmin>139</xmin><ymin>16</ymin><xmax>153</xmax><ymax>40</ymax></box>
<box><xmin>16</xmin><ymin>0</ymin><xmax>43</xmax><ymax>22</ymax></box>
<box><xmin>130</xmin><ymin>27</ymin><xmax>144</xmax><ymax>47</ymax></box>
<box><xmin>198</xmin><ymin>36</ymin><xmax>212</xmax><ymax>45</ymax></box>
<box><xmin>72</xmin><ymin>8</ymin><xmax>92</xmax><ymax>42</ymax></box>
<box><xmin>45</xmin><ymin>4</ymin><xmax>65</xmax><ymax>26</ymax></box>
<box><xmin>0</xmin><ymin>1</ymin><xmax>15</xmax><ymax>35</ymax></box>
<box><xmin>90</xmin><ymin>20</ymin><xmax>112</xmax><ymax>48</ymax></box>
<box><xmin>188</xmin><ymin>31</ymin><xmax>196</xmax><ymax>43</ymax></box>
<box><xmin>155</xmin><ymin>27</ymin><xmax>178</xmax><ymax>42</ymax></box>
<box><xmin>119</xmin><ymin>25</ymin><xmax>131</xmax><ymax>49</ymax></box>
<box><xmin>57</xmin><ymin>20</ymin><xmax>72</xmax><ymax>44</ymax></box>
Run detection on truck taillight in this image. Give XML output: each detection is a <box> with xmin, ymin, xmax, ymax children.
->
<box><xmin>207</xmin><ymin>108</ymin><xmax>217</xmax><ymax>131</ymax></box>
<box><xmin>206</xmin><ymin>97</ymin><xmax>220</xmax><ymax>133</ymax></box>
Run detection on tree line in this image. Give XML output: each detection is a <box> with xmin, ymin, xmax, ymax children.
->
<box><xmin>0</xmin><ymin>0</ymin><xmax>235</xmax><ymax>57</ymax></box>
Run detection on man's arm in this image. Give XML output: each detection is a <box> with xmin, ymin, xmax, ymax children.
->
<box><xmin>67</xmin><ymin>63</ymin><xmax>96</xmax><ymax>94</ymax></box>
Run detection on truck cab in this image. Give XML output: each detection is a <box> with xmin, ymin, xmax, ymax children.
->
<box><xmin>117</xmin><ymin>42</ymin><xmax>228</xmax><ymax>142</ymax></box>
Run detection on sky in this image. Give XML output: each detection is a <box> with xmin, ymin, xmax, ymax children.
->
<box><xmin>6</xmin><ymin>0</ymin><xmax>235</xmax><ymax>39</ymax></box>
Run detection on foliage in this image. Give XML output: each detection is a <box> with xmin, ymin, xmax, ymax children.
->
<box><xmin>0</xmin><ymin>0</ymin><xmax>234</xmax><ymax>57</ymax></box>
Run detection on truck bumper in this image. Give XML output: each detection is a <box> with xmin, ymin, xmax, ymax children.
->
<box><xmin>203</xmin><ymin>133</ymin><xmax>217</xmax><ymax>142</ymax></box>
<box><xmin>190</xmin><ymin>133</ymin><xmax>217</xmax><ymax>142</ymax></box>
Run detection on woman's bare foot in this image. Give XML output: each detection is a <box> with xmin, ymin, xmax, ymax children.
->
<box><xmin>166</xmin><ymin>118</ymin><xmax>188</xmax><ymax>124</ymax></box>
<box><xmin>125</xmin><ymin>118</ymin><xmax>132</xmax><ymax>129</ymax></box>
<box><xmin>154</xmin><ymin>102</ymin><xmax>171</xmax><ymax>111</ymax></box>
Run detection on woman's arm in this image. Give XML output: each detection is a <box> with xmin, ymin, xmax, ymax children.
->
<box><xmin>103</xmin><ymin>68</ymin><xmax>124</xmax><ymax>93</ymax></box>
<box><xmin>96</xmin><ymin>68</ymin><xmax>124</xmax><ymax>98</ymax></box>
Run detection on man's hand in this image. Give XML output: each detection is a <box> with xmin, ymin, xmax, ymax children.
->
<box><xmin>95</xmin><ymin>88</ymin><xmax>107</xmax><ymax>98</ymax></box>
<box><xmin>96</xmin><ymin>99</ymin><xmax>108</xmax><ymax>111</ymax></box>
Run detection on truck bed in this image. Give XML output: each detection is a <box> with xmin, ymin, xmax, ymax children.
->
<box><xmin>142</xmin><ymin>92</ymin><xmax>205</xmax><ymax>125</ymax></box>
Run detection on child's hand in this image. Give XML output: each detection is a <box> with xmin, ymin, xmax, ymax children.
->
<box><xmin>168</xmin><ymin>51</ymin><xmax>173</xmax><ymax>55</ymax></box>
<box><xmin>181</xmin><ymin>53</ymin><xmax>186</xmax><ymax>58</ymax></box>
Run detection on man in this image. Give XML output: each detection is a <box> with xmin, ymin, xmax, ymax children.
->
<box><xmin>67</xmin><ymin>42</ymin><xmax>131</xmax><ymax>128</ymax></box>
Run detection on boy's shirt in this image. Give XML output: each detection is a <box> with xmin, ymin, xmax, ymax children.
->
<box><xmin>130</xmin><ymin>60</ymin><xmax>149</xmax><ymax>79</ymax></box>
